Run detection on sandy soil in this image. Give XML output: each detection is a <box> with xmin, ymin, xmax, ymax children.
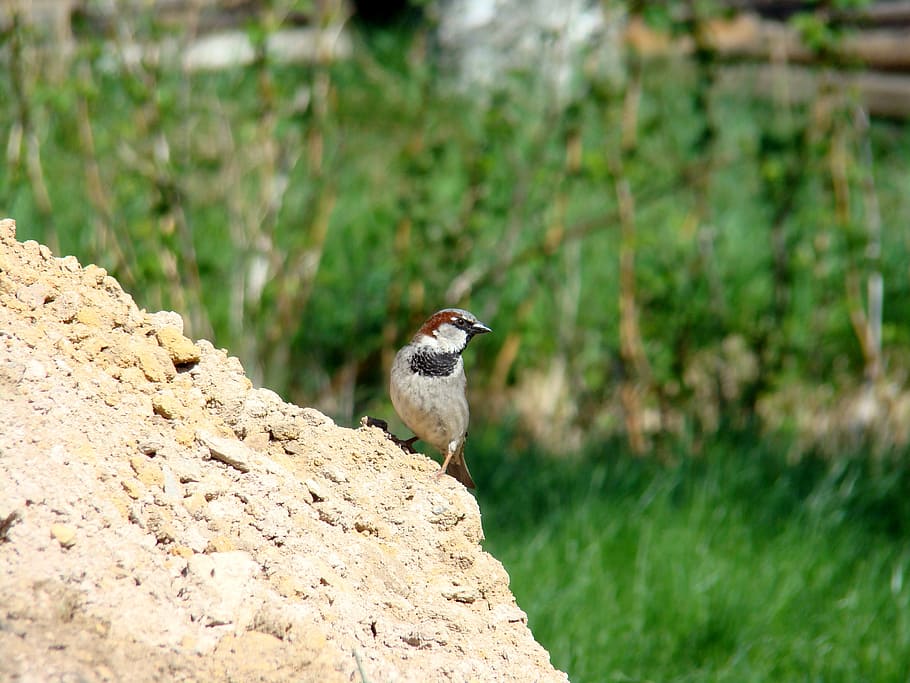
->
<box><xmin>0</xmin><ymin>218</ymin><xmax>568</xmax><ymax>682</ymax></box>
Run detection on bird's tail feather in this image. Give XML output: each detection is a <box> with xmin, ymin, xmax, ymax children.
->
<box><xmin>446</xmin><ymin>449</ymin><xmax>475</xmax><ymax>489</ymax></box>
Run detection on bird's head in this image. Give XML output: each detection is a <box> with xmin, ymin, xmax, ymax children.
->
<box><xmin>414</xmin><ymin>308</ymin><xmax>491</xmax><ymax>354</ymax></box>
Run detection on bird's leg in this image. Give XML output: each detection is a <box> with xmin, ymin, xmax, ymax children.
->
<box><xmin>437</xmin><ymin>441</ymin><xmax>459</xmax><ymax>478</ymax></box>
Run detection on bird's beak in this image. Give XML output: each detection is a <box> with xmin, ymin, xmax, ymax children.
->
<box><xmin>472</xmin><ymin>321</ymin><xmax>491</xmax><ymax>335</ymax></box>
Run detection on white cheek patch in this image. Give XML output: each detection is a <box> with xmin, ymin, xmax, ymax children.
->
<box><xmin>416</xmin><ymin>326</ymin><xmax>467</xmax><ymax>354</ymax></box>
<box><xmin>416</xmin><ymin>333</ymin><xmax>442</xmax><ymax>351</ymax></box>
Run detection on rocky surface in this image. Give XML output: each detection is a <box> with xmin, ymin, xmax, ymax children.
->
<box><xmin>0</xmin><ymin>218</ymin><xmax>568</xmax><ymax>682</ymax></box>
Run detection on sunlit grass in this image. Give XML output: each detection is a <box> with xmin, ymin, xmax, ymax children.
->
<box><xmin>474</xmin><ymin>433</ymin><xmax>910</xmax><ymax>682</ymax></box>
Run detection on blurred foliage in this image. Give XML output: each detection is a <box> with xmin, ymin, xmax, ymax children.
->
<box><xmin>1</xmin><ymin>1</ymin><xmax>909</xmax><ymax>457</ymax></box>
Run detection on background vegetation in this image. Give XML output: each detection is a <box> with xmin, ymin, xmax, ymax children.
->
<box><xmin>476</xmin><ymin>430</ymin><xmax>910</xmax><ymax>681</ymax></box>
<box><xmin>2</xmin><ymin>1</ymin><xmax>909</xmax><ymax>680</ymax></box>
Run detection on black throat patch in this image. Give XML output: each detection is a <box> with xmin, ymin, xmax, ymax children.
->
<box><xmin>410</xmin><ymin>350</ymin><xmax>459</xmax><ymax>377</ymax></box>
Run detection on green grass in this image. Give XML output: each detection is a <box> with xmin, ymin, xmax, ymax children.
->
<box><xmin>473</xmin><ymin>433</ymin><xmax>910</xmax><ymax>682</ymax></box>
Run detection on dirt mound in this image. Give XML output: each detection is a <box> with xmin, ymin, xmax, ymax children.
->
<box><xmin>0</xmin><ymin>219</ymin><xmax>568</xmax><ymax>683</ymax></box>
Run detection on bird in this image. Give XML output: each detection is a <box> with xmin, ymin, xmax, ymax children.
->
<box><xmin>390</xmin><ymin>308</ymin><xmax>491</xmax><ymax>489</ymax></box>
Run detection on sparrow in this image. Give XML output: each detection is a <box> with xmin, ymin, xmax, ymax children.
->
<box><xmin>390</xmin><ymin>308</ymin><xmax>491</xmax><ymax>488</ymax></box>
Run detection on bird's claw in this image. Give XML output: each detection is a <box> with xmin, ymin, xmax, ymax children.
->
<box><xmin>394</xmin><ymin>435</ymin><xmax>419</xmax><ymax>453</ymax></box>
<box><xmin>360</xmin><ymin>415</ymin><xmax>419</xmax><ymax>453</ymax></box>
